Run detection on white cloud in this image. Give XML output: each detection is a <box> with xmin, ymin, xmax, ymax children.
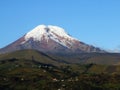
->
<box><xmin>106</xmin><ymin>46</ymin><xmax>120</xmax><ymax>53</ymax></box>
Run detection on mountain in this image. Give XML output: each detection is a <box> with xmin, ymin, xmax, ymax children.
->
<box><xmin>1</xmin><ymin>25</ymin><xmax>120</xmax><ymax>90</ymax></box>
<box><xmin>0</xmin><ymin>25</ymin><xmax>105</xmax><ymax>54</ymax></box>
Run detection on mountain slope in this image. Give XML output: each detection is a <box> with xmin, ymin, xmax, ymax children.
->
<box><xmin>0</xmin><ymin>25</ymin><xmax>105</xmax><ymax>54</ymax></box>
<box><xmin>0</xmin><ymin>49</ymin><xmax>120</xmax><ymax>65</ymax></box>
<box><xmin>0</xmin><ymin>50</ymin><xmax>65</xmax><ymax>66</ymax></box>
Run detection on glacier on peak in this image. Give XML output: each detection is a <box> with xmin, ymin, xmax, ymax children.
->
<box><xmin>20</xmin><ymin>25</ymin><xmax>79</xmax><ymax>48</ymax></box>
<box><xmin>24</xmin><ymin>24</ymin><xmax>76</xmax><ymax>42</ymax></box>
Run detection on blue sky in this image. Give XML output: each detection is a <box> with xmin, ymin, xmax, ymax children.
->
<box><xmin>0</xmin><ymin>0</ymin><xmax>120</xmax><ymax>51</ymax></box>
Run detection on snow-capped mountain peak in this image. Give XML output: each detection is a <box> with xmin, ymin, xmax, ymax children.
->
<box><xmin>0</xmin><ymin>24</ymin><xmax>105</xmax><ymax>54</ymax></box>
<box><xmin>25</xmin><ymin>25</ymin><xmax>75</xmax><ymax>41</ymax></box>
<box><xmin>24</xmin><ymin>25</ymin><xmax>76</xmax><ymax>48</ymax></box>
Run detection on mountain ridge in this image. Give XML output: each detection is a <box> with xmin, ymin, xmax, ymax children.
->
<box><xmin>0</xmin><ymin>49</ymin><xmax>120</xmax><ymax>65</ymax></box>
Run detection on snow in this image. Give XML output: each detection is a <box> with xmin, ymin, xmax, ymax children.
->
<box><xmin>25</xmin><ymin>25</ymin><xmax>48</xmax><ymax>41</ymax></box>
<box><xmin>48</xmin><ymin>25</ymin><xmax>73</xmax><ymax>39</ymax></box>
<box><xmin>24</xmin><ymin>24</ymin><xmax>77</xmax><ymax>48</ymax></box>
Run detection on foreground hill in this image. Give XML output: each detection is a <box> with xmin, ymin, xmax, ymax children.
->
<box><xmin>0</xmin><ymin>50</ymin><xmax>120</xmax><ymax>65</ymax></box>
<box><xmin>1</xmin><ymin>55</ymin><xmax>120</xmax><ymax>89</ymax></box>
<box><xmin>0</xmin><ymin>50</ymin><xmax>65</xmax><ymax>67</ymax></box>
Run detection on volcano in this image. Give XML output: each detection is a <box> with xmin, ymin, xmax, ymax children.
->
<box><xmin>0</xmin><ymin>25</ymin><xmax>105</xmax><ymax>54</ymax></box>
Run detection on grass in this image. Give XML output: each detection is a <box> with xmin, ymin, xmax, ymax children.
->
<box><xmin>0</xmin><ymin>50</ymin><xmax>120</xmax><ymax>89</ymax></box>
